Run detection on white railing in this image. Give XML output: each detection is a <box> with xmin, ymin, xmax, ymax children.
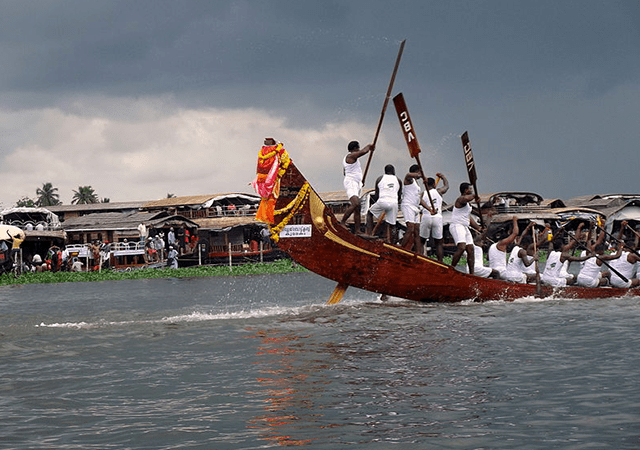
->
<box><xmin>111</xmin><ymin>241</ymin><xmax>146</xmax><ymax>256</ymax></box>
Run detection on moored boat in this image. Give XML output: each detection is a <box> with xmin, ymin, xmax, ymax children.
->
<box><xmin>266</xmin><ymin>158</ymin><xmax>640</xmax><ymax>302</ymax></box>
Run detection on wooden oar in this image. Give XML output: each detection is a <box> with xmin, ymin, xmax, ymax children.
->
<box><xmin>327</xmin><ymin>282</ymin><xmax>349</xmax><ymax>305</ymax></box>
<box><xmin>392</xmin><ymin>92</ymin><xmax>435</xmax><ymax>210</ymax></box>
<box><xmin>532</xmin><ymin>226</ymin><xmax>542</xmax><ymax>297</ymax></box>
<box><xmin>361</xmin><ymin>39</ymin><xmax>406</xmax><ymax>186</ymax></box>
<box><xmin>371</xmin><ymin>212</ymin><xmax>387</xmax><ymax>236</ymax></box>
<box><xmin>460</xmin><ymin>131</ymin><xmax>485</xmax><ymax>228</ymax></box>
<box><xmin>625</xmin><ymin>223</ymin><xmax>640</xmax><ymax>243</ymax></box>
<box><xmin>328</xmin><ymin>40</ymin><xmax>405</xmax><ymax>307</ymax></box>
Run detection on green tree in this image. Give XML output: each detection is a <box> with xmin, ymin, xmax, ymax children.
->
<box><xmin>35</xmin><ymin>182</ymin><xmax>61</xmax><ymax>206</ymax></box>
<box><xmin>71</xmin><ymin>186</ymin><xmax>99</xmax><ymax>205</ymax></box>
<box><xmin>15</xmin><ymin>196</ymin><xmax>36</xmax><ymax>207</ymax></box>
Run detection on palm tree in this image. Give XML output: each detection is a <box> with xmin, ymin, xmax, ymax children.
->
<box><xmin>71</xmin><ymin>186</ymin><xmax>99</xmax><ymax>204</ymax></box>
<box><xmin>36</xmin><ymin>182</ymin><xmax>61</xmax><ymax>206</ymax></box>
<box><xmin>167</xmin><ymin>193</ymin><xmax>176</xmax><ymax>198</ymax></box>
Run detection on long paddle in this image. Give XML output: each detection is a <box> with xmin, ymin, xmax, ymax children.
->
<box><xmin>328</xmin><ymin>40</ymin><xmax>405</xmax><ymax>306</ymax></box>
<box><xmin>361</xmin><ymin>39</ymin><xmax>406</xmax><ymax>186</ymax></box>
<box><xmin>532</xmin><ymin>226</ymin><xmax>542</xmax><ymax>297</ymax></box>
<box><xmin>625</xmin><ymin>223</ymin><xmax>640</xmax><ymax>245</ymax></box>
<box><xmin>460</xmin><ymin>132</ymin><xmax>485</xmax><ymax>228</ymax></box>
<box><xmin>392</xmin><ymin>92</ymin><xmax>435</xmax><ymax>210</ymax></box>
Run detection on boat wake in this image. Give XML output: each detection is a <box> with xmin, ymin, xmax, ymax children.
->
<box><xmin>34</xmin><ymin>300</ymin><xmax>355</xmax><ymax>330</ymax></box>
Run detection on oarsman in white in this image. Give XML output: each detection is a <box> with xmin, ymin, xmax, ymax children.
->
<box><xmin>419</xmin><ymin>172</ymin><xmax>449</xmax><ymax>261</ymax></box>
<box><xmin>504</xmin><ymin>232</ymin><xmax>538</xmax><ymax>283</ymax></box>
<box><xmin>450</xmin><ymin>182</ymin><xmax>482</xmax><ymax>274</ymax></box>
<box><xmin>472</xmin><ymin>230</ymin><xmax>499</xmax><ymax>279</ymax></box>
<box><xmin>400</xmin><ymin>164</ymin><xmax>432</xmax><ymax>252</ymax></box>
<box><xmin>341</xmin><ymin>140</ymin><xmax>374</xmax><ymax>233</ymax></box>
<box><xmin>366</xmin><ymin>164</ymin><xmax>402</xmax><ymax>243</ymax></box>
<box><xmin>488</xmin><ymin>216</ymin><xmax>520</xmax><ymax>279</ymax></box>
<box><xmin>576</xmin><ymin>241</ymin><xmax>622</xmax><ymax>287</ymax></box>
<box><xmin>608</xmin><ymin>221</ymin><xmax>640</xmax><ymax>288</ymax></box>
<box><xmin>541</xmin><ymin>230</ymin><xmax>591</xmax><ymax>287</ymax></box>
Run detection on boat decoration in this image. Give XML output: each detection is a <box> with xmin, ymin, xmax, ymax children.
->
<box><xmin>252</xmin><ymin>138</ymin><xmax>291</xmax><ymax>224</ymax></box>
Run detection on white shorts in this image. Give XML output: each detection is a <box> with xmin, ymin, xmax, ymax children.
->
<box><xmin>343</xmin><ymin>178</ymin><xmax>362</xmax><ymax>199</ymax></box>
<box><xmin>401</xmin><ymin>204</ymin><xmax>420</xmax><ymax>224</ymax></box>
<box><xmin>369</xmin><ymin>199</ymin><xmax>398</xmax><ymax>225</ymax></box>
<box><xmin>493</xmin><ymin>267</ymin><xmax>508</xmax><ymax>279</ymax></box>
<box><xmin>610</xmin><ymin>276</ymin><xmax>632</xmax><ymax>289</ymax></box>
<box><xmin>577</xmin><ymin>273</ymin><xmax>602</xmax><ymax>288</ymax></box>
<box><xmin>505</xmin><ymin>271</ymin><xmax>527</xmax><ymax>283</ymax></box>
<box><xmin>420</xmin><ymin>214</ymin><xmax>443</xmax><ymax>239</ymax></box>
<box><xmin>449</xmin><ymin>223</ymin><xmax>472</xmax><ymax>245</ymax></box>
<box><xmin>474</xmin><ymin>265</ymin><xmax>493</xmax><ymax>278</ymax></box>
<box><xmin>541</xmin><ymin>274</ymin><xmax>567</xmax><ymax>287</ymax></box>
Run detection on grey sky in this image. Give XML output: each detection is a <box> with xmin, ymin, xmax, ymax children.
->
<box><xmin>1</xmin><ymin>0</ymin><xmax>639</xmax><ymax>207</ymax></box>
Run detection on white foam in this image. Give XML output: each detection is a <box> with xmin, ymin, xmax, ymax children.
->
<box><xmin>35</xmin><ymin>302</ymin><xmax>333</xmax><ymax>329</ymax></box>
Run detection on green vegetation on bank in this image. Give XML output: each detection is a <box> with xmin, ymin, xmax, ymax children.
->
<box><xmin>0</xmin><ymin>259</ymin><xmax>308</xmax><ymax>286</ymax></box>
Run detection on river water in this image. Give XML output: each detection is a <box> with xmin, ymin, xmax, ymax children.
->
<box><xmin>1</xmin><ymin>272</ymin><xmax>640</xmax><ymax>449</ymax></box>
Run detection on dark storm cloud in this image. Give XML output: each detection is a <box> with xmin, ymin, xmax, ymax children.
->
<box><xmin>4</xmin><ymin>0</ymin><xmax>638</xmax><ymax>109</ymax></box>
<box><xmin>1</xmin><ymin>0</ymin><xmax>640</xmax><ymax>206</ymax></box>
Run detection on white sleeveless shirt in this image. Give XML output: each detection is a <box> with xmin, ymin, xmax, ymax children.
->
<box><xmin>377</xmin><ymin>174</ymin><xmax>400</xmax><ymax>203</ymax></box>
<box><xmin>488</xmin><ymin>242</ymin><xmax>507</xmax><ymax>275</ymax></box>
<box><xmin>401</xmin><ymin>179</ymin><xmax>422</xmax><ymax>207</ymax></box>
<box><xmin>422</xmin><ymin>188</ymin><xmax>443</xmax><ymax>216</ymax></box>
<box><xmin>450</xmin><ymin>202</ymin><xmax>471</xmax><ymax>226</ymax></box>
<box><xmin>343</xmin><ymin>155</ymin><xmax>362</xmax><ymax>183</ymax></box>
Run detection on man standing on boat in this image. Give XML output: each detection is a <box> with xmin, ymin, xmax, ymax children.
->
<box><xmin>419</xmin><ymin>173</ymin><xmax>449</xmax><ymax>261</ymax></box>
<box><xmin>341</xmin><ymin>140</ymin><xmax>374</xmax><ymax>233</ymax></box>
<box><xmin>366</xmin><ymin>164</ymin><xmax>402</xmax><ymax>243</ymax></box>
<box><xmin>450</xmin><ymin>182</ymin><xmax>482</xmax><ymax>274</ymax></box>
<box><xmin>400</xmin><ymin>164</ymin><xmax>432</xmax><ymax>252</ymax></box>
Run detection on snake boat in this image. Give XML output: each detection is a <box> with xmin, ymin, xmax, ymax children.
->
<box><xmin>267</xmin><ymin>158</ymin><xmax>640</xmax><ymax>302</ymax></box>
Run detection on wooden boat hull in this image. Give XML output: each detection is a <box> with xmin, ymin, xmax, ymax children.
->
<box><xmin>269</xmin><ymin>161</ymin><xmax>640</xmax><ymax>302</ymax></box>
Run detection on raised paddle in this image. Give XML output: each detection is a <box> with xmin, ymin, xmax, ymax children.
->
<box><xmin>392</xmin><ymin>92</ymin><xmax>435</xmax><ymax>211</ymax></box>
<box><xmin>328</xmin><ymin>40</ymin><xmax>405</xmax><ymax>306</ymax></box>
<box><xmin>460</xmin><ymin>131</ymin><xmax>485</xmax><ymax>228</ymax></box>
<box><xmin>361</xmin><ymin>39</ymin><xmax>406</xmax><ymax>186</ymax></box>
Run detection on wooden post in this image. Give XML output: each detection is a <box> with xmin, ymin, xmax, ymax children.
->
<box><xmin>260</xmin><ymin>240</ymin><xmax>264</xmax><ymax>263</ymax></box>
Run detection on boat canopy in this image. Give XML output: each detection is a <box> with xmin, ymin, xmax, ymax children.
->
<box><xmin>0</xmin><ymin>207</ymin><xmax>61</xmax><ymax>229</ymax></box>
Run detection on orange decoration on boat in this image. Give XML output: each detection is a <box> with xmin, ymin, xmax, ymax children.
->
<box><xmin>252</xmin><ymin>138</ymin><xmax>290</xmax><ymax>224</ymax></box>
